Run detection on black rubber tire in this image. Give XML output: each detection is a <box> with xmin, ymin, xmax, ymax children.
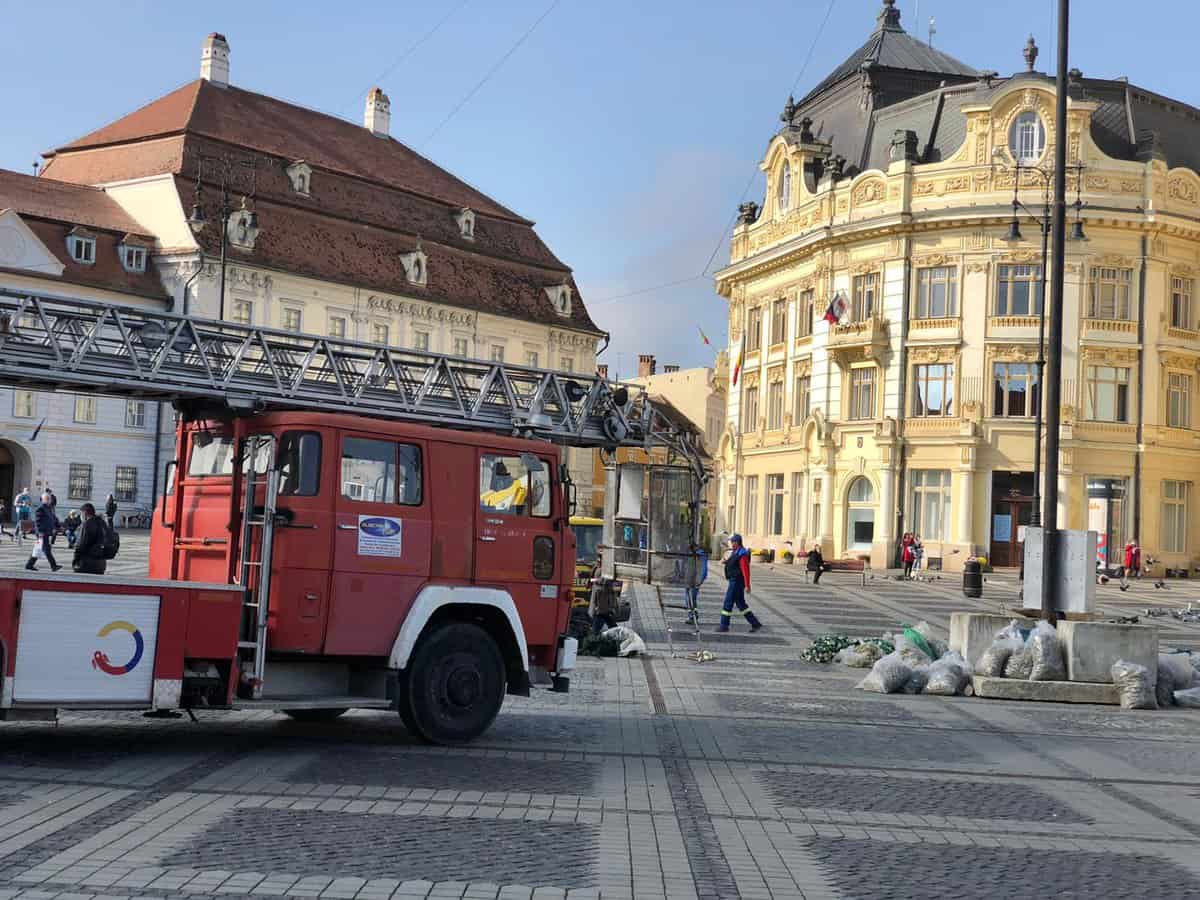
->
<box><xmin>395</xmin><ymin>669</ymin><xmax>421</xmax><ymax>737</ymax></box>
<box><xmin>282</xmin><ymin>707</ymin><xmax>349</xmax><ymax>722</ymax></box>
<box><xmin>405</xmin><ymin>622</ymin><xmax>506</xmax><ymax>744</ymax></box>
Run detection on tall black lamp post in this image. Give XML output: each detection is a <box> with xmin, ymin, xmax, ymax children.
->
<box><xmin>187</xmin><ymin>153</ymin><xmax>259</xmax><ymax>321</ymax></box>
<box><xmin>997</xmin><ymin>157</ymin><xmax>1087</xmax><ymax>530</ymax></box>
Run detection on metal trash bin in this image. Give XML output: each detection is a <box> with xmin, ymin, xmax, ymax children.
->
<box><xmin>962</xmin><ymin>559</ymin><xmax>983</xmax><ymax>599</ymax></box>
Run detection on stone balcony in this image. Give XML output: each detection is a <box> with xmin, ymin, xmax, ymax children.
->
<box><xmin>828</xmin><ymin>315</ymin><xmax>890</xmax><ymax>366</ymax></box>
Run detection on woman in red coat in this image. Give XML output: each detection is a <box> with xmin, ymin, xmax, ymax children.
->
<box><xmin>902</xmin><ymin>532</ymin><xmax>915</xmax><ymax>579</ymax></box>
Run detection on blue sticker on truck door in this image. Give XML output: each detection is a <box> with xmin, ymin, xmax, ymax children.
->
<box><xmin>357</xmin><ymin>515</ymin><xmax>402</xmax><ymax>557</ymax></box>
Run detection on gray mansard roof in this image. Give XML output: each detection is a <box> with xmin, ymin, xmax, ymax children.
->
<box><xmin>782</xmin><ymin>1</ymin><xmax>1200</xmax><ymax>178</ymax></box>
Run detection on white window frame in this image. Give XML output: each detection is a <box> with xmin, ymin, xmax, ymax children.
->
<box><xmin>125</xmin><ymin>399</ymin><xmax>146</xmax><ymax>429</ymax></box>
<box><xmin>797</xmin><ymin>289</ymin><xmax>814</xmax><ymax>338</ymax></box>
<box><xmin>1172</xmin><ymin>277</ymin><xmax>1194</xmax><ymax>330</ymax></box>
<box><xmin>231</xmin><ymin>298</ymin><xmax>253</xmax><ymax>326</ymax></box>
<box><xmin>849</xmin><ymin>367</ymin><xmax>876</xmax><ymax>421</ymax></box>
<box><xmin>282</xmin><ymin>307</ymin><xmax>303</xmax><ymax>332</ymax></box>
<box><xmin>770</xmin><ymin>298</ymin><xmax>787</xmax><ymax>345</ymax></box>
<box><xmin>1168</xmin><ymin>371</ymin><xmax>1192</xmax><ymax>428</ymax></box>
<box><xmin>121</xmin><ymin>245</ymin><xmax>147</xmax><ymax>273</ymax></box>
<box><xmin>766</xmin><ymin>379</ymin><xmax>784</xmax><ymax>431</ymax></box>
<box><xmin>1010</xmin><ymin>111</ymin><xmax>1046</xmax><ymax>163</ymax></box>
<box><xmin>993</xmin><ymin>362</ymin><xmax>1039</xmax><ymax>418</ymax></box>
<box><xmin>746</xmin><ymin>306</ymin><xmax>763</xmax><ymax>353</ymax></box>
<box><xmin>916</xmin><ymin>266</ymin><xmax>958</xmax><ymax>319</ymax></box>
<box><xmin>912</xmin><ymin>363</ymin><xmax>954</xmax><ymax>417</ymax></box>
<box><xmin>995</xmin><ymin>264</ymin><xmax>1043</xmax><ymax>316</ymax></box>
<box><xmin>793</xmin><ymin>373</ymin><xmax>810</xmax><ymax>423</ymax></box>
<box><xmin>67</xmin><ymin>234</ymin><xmax>95</xmax><ymax>264</ymax></box>
<box><xmin>766</xmin><ymin>473</ymin><xmax>785</xmax><ymax>536</ymax></box>
<box><xmin>12</xmin><ymin>389</ymin><xmax>35</xmax><ymax>418</ymax></box>
<box><xmin>910</xmin><ymin>470</ymin><xmax>951</xmax><ymax>541</ymax></box>
<box><xmin>328</xmin><ymin>316</ymin><xmax>347</xmax><ymax>339</ymax></box>
<box><xmin>744</xmin><ymin>476</ymin><xmax>759</xmax><ymax>534</ymax></box>
<box><xmin>778</xmin><ymin>162</ymin><xmax>791</xmax><ymax>213</ymax></box>
<box><xmin>73</xmin><ymin>395</ymin><xmax>97</xmax><ymax>425</ymax></box>
<box><xmin>1088</xmin><ymin>268</ymin><xmax>1133</xmax><ymax>321</ymax></box>
<box><xmin>1084</xmin><ymin>365</ymin><xmax>1131</xmax><ymax>423</ymax></box>
<box><xmin>851</xmin><ymin>273</ymin><xmax>879</xmax><ymax>322</ymax></box>
<box><xmin>742</xmin><ymin>384</ymin><xmax>760</xmax><ymax>433</ymax></box>
<box><xmin>1162</xmin><ymin>480</ymin><xmax>1188</xmax><ymax>554</ymax></box>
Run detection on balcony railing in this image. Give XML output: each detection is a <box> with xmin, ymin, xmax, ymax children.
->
<box><xmin>828</xmin><ymin>314</ymin><xmax>889</xmax><ymax>364</ymax></box>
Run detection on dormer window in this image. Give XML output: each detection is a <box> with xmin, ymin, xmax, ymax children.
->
<box><xmin>122</xmin><ymin>246</ymin><xmax>147</xmax><ymax>273</ymax></box>
<box><xmin>1010</xmin><ymin>111</ymin><xmax>1046</xmax><ymax>164</ymax></box>
<box><xmin>119</xmin><ymin>234</ymin><xmax>150</xmax><ymax>273</ymax></box>
<box><xmin>66</xmin><ymin>230</ymin><xmax>96</xmax><ymax>265</ymax></box>
<box><xmin>545</xmin><ymin>283</ymin><xmax>572</xmax><ymax>317</ymax></box>
<box><xmin>285</xmin><ymin>160</ymin><xmax>312</xmax><ymax>196</ymax></box>
<box><xmin>778</xmin><ymin>161</ymin><xmax>791</xmax><ymax>213</ymax></box>
<box><xmin>226</xmin><ymin>207</ymin><xmax>260</xmax><ymax>251</ymax></box>
<box><xmin>400</xmin><ymin>246</ymin><xmax>428</xmax><ymax>286</ymax></box>
<box><xmin>455</xmin><ymin>207</ymin><xmax>476</xmax><ymax>240</ymax></box>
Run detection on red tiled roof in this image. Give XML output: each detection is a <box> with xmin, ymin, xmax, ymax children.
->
<box><xmin>0</xmin><ymin>169</ymin><xmax>152</xmax><ymax>236</ymax></box>
<box><xmin>40</xmin><ymin>78</ymin><xmax>600</xmax><ymax>333</ymax></box>
<box><xmin>50</xmin><ymin>80</ymin><xmax>524</xmax><ymax>222</ymax></box>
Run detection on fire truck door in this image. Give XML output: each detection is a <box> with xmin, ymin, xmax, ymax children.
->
<box><xmin>265</xmin><ymin>430</ymin><xmax>332</xmax><ymax>653</ymax></box>
<box><xmin>326</xmin><ymin>433</ymin><xmax>431</xmax><ymax>655</ymax></box>
<box><xmin>473</xmin><ymin>451</ymin><xmax>561</xmax><ymax>635</ymax></box>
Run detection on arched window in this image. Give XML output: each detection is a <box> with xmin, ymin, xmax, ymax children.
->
<box><xmin>1009</xmin><ymin>111</ymin><xmax>1046</xmax><ymax>163</ymax></box>
<box><xmin>778</xmin><ymin>161</ymin><xmax>791</xmax><ymax>212</ymax></box>
<box><xmin>846</xmin><ymin>476</ymin><xmax>875</xmax><ymax>551</ymax></box>
<box><xmin>848</xmin><ymin>477</ymin><xmax>874</xmax><ymax>504</ymax></box>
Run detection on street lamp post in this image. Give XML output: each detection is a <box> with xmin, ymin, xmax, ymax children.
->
<box><xmin>999</xmin><ymin>159</ymin><xmax>1086</xmax><ymax>534</ymax></box>
<box><xmin>187</xmin><ymin>153</ymin><xmax>259</xmax><ymax>321</ymax></box>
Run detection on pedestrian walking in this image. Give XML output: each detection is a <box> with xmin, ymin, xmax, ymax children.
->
<box><xmin>0</xmin><ymin>499</ymin><xmax>12</xmax><ymax>541</ymax></box>
<box><xmin>45</xmin><ymin>486</ymin><xmax>58</xmax><ymax>545</ymax></box>
<box><xmin>104</xmin><ymin>493</ymin><xmax>117</xmax><ymax>528</ymax></box>
<box><xmin>683</xmin><ymin>545</ymin><xmax>708</xmax><ymax>625</ymax></box>
<box><xmin>717</xmin><ymin>534</ymin><xmax>762</xmax><ymax>633</ymax></box>
<box><xmin>806</xmin><ymin>543</ymin><xmax>826</xmax><ymax>584</ymax></box>
<box><xmin>15</xmin><ymin>487</ymin><xmax>31</xmax><ymax>543</ymax></box>
<box><xmin>72</xmin><ymin>503</ymin><xmax>107</xmax><ymax>575</ymax></box>
<box><xmin>24</xmin><ymin>492</ymin><xmax>60</xmax><ymax>572</ymax></box>
<box><xmin>902</xmin><ymin>532</ymin><xmax>916</xmax><ymax>579</ymax></box>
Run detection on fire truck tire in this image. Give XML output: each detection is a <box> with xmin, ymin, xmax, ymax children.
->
<box><xmin>404</xmin><ymin>622</ymin><xmax>506</xmax><ymax>744</ymax></box>
<box><xmin>282</xmin><ymin>708</ymin><xmax>349</xmax><ymax>722</ymax></box>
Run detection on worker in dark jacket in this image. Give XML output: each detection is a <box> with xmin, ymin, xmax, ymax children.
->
<box><xmin>806</xmin><ymin>543</ymin><xmax>827</xmax><ymax>584</ymax></box>
<box><xmin>73</xmin><ymin>503</ymin><xmax>108</xmax><ymax>575</ymax></box>
<box><xmin>717</xmin><ymin>534</ymin><xmax>763</xmax><ymax>633</ymax></box>
<box><xmin>24</xmin><ymin>493</ymin><xmax>60</xmax><ymax>572</ymax></box>
<box><xmin>104</xmin><ymin>494</ymin><xmax>117</xmax><ymax>527</ymax></box>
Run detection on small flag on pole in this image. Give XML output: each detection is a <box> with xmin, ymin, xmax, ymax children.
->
<box><xmin>731</xmin><ymin>337</ymin><xmax>744</xmax><ymax>387</ymax></box>
<box><xmin>29</xmin><ymin>417</ymin><xmax>46</xmax><ymax>441</ymax></box>
<box><xmin>697</xmin><ymin>326</ymin><xmax>711</xmax><ymax>346</ymax></box>
<box><xmin>823</xmin><ymin>291</ymin><xmax>848</xmax><ymax>325</ymax></box>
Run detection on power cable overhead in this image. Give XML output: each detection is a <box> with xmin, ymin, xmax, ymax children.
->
<box><xmin>422</xmin><ymin>0</ymin><xmax>562</xmax><ymax>149</ymax></box>
<box><xmin>345</xmin><ymin>0</ymin><xmax>472</xmax><ymax>114</ymax></box>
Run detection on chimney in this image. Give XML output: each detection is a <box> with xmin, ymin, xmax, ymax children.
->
<box><xmin>200</xmin><ymin>33</ymin><xmax>230</xmax><ymax>87</ymax></box>
<box><xmin>663</xmin><ymin>364</ymin><xmax>680</xmax><ymax>374</ymax></box>
<box><xmin>365</xmin><ymin>87</ymin><xmax>391</xmax><ymax>137</ymax></box>
<box><xmin>637</xmin><ymin>354</ymin><xmax>656</xmax><ymax>377</ymax></box>
<box><xmin>597</xmin><ymin>364</ymin><xmax>609</xmax><ymax>379</ymax></box>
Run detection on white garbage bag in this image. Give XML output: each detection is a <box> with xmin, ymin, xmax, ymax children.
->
<box><xmin>600</xmin><ymin>625</ymin><xmax>646</xmax><ymax>657</ymax></box>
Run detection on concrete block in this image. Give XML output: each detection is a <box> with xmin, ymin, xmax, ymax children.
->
<box><xmin>949</xmin><ymin>613</ymin><xmax>1035</xmax><ymax>669</ymax></box>
<box><xmin>972</xmin><ymin>676</ymin><xmax>1119</xmax><ymax>705</ymax></box>
<box><xmin>1057</xmin><ymin>621</ymin><xmax>1159</xmax><ymax>684</ymax></box>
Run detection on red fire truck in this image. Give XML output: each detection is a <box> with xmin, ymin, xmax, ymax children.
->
<box><xmin>0</xmin><ymin>290</ymin><xmax>704</xmax><ymax>742</ymax></box>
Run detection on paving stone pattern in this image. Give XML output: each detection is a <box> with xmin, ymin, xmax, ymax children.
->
<box><xmin>165</xmin><ymin>808</ymin><xmax>599</xmax><ymax>887</ymax></box>
<box><xmin>806</xmin><ymin>838</ymin><xmax>1200</xmax><ymax>900</ymax></box>
<box><xmin>759</xmin><ymin>771</ymin><xmax>1091</xmax><ymax>823</ymax></box>
<box><xmin>291</xmin><ymin>750</ymin><xmax>597</xmax><ymax>795</ymax></box>
<box><xmin>3</xmin><ymin>544</ymin><xmax>1200</xmax><ymax>899</ymax></box>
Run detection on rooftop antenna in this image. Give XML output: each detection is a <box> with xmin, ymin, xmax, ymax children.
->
<box><xmin>929</xmin><ymin>16</ymin><xmax>937</xmax><ymax>47</ymax></box>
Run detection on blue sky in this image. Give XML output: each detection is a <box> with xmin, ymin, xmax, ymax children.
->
<box><xmin>1</xmin><ymin>0</ymin><xmax>1195</xmax><ymax>375</ymax></box>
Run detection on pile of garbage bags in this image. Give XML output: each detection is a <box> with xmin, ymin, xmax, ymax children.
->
<box><xmin>837</xmin><ymin>621</ymin><xmax>973</xmax><ymax>697</ymax></box>
<box><xmin>579</xmin><ymin>625</ymin><xmax>646</xmax><ymax>658</ymax></box>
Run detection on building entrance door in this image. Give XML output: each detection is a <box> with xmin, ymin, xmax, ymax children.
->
<box><xmin>990</xmin><ymin>472</ymin><xmax>1035</xmax><ymax>568</ymax></box>
<box><xmin>0</xmin><ymin>443</ymin><xmax>14</xmax><ymax>519</ymax></box>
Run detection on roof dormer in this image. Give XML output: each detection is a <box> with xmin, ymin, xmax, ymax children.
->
<box><xmin>546</xmin><ymin>282</ymin><xmax>572</xmax><ymax>318</ymax></box>
<box><xmin>65</xmin><ymin>226</ymin><xmax>96</xmax><ymax>265</ymax></box>
<box><xmin>285</xmin><ymin>160</ymin><xmax>312</xmax><ymax>196</ymax></box>
<box><xmin>455</xmin><ymin>207</ymin><xmax>476</xmax><ymax>241</ymax></box>
<box><xmin>119</xmin><ymin>234</ymin><xmax>152</xmax><ymax>273</ymax></box>
<box><xmin>400</xmin><ymin>243</ymin><xmax>427</xmax><ymax>286</ymax></box>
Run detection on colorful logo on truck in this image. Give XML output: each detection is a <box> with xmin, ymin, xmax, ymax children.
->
<box><xmin>359</xmin><ymin>517</ymin><xmax>401</xmax><ymax>538</ymax></box>
<box><xmin>91</xmin><ymin>620</ymin><xmax>144</xmax><ymax>676</ymax></box>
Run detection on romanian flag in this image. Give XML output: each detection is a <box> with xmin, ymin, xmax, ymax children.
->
<box><xmin>698</xmin><ymin>326</ymin><xmax>711</xmax><ymax>346</ymax></box>
<box><xmin>731</xmin><ymin>338</ymin><xmax>744</xmax><ymax>387</ymax></box>
<box><xmin>823</xmin><ymin>291</ymin><xmax>848</xmax><ymax>325</ymax></box>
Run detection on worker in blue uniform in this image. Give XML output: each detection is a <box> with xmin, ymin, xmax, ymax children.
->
<box><xmin>718</xmin><ymin>534</ymin><xmax>762</xmax><ymax>633</ymax></box>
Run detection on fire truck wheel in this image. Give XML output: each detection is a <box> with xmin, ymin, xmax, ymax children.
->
<box><xmin>282</xmin><ymin>708</ymin><xmax>349</xmax><ymax>722</ymax></box>
<box><xmin>405</xmin><ymin>622</ymin><xmax>506</xmax><ymax>744</ymax></box>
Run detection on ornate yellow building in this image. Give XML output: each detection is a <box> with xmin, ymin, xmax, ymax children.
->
<box><xmin>715</xmin><ymin>1</ymin><xmax>1200</xmax><ymax>575</ymax></box>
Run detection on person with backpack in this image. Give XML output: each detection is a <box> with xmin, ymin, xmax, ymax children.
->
<box><xmin>72</xmin><ymin>503</ymin><xmax>109</xmax><ymax>575</ymax></box>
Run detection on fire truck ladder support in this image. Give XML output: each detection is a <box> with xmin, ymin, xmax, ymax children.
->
<box><xmin>0</xmin><ymin>289</ymin><xmax>707</xmax><ymax>479</ymax></box>
<box><xmin>236</xmin><ymin>434</ymin><xmax>279</xmax><ymax>699</ymax></box>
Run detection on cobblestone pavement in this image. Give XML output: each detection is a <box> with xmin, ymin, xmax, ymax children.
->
<box><xmin>2</xmin><ymin>549</ymin><xmax>1200</xmax><ymax>898</ymax></box>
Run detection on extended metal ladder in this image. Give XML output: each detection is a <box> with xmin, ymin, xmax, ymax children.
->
<box><xmin>0</xmin><ymin>288</ymin><xmax>706</xmax><ymax>478</ymax></box>
<box><xmin>235</xmin><ymin>434</ymin><xmax>279</xmax><ymax>699</ymax></box>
